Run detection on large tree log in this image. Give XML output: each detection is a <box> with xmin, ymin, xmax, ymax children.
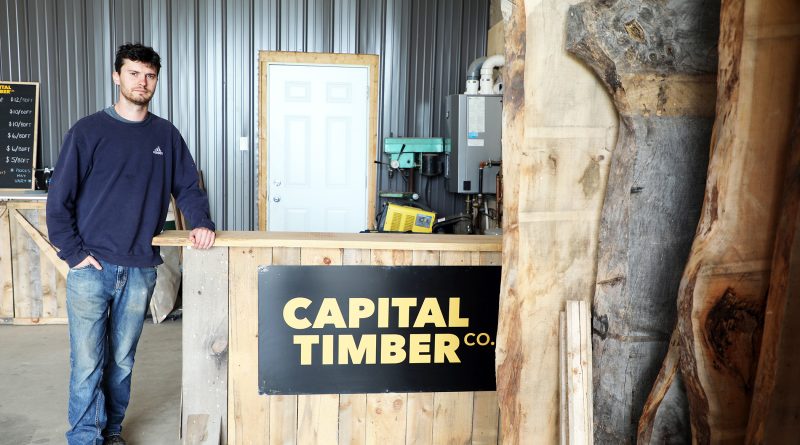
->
<box><xmin>745</xmin><ymin>98</ymin><xmax>800</xmax><ymax>444</ymax></box>
<box><xmin>495</xmin><ymin>0</ymin><xmax>618</xmax><ymax>443</ymax></box>
<box><xmin>674</xmin><ymin>0</ymin><xmax>800</xmax><ymax>441</ymax></box>
<box><xmin>565</xmin><ymin>1</ymin><xmax>719</xmax><ymax>443</ymax></box>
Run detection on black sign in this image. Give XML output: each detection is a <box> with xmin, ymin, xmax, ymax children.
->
<box><xmin>258</xmin><ymin>266</ymin><xmax>501</xmax><ymax>395</ymax></box>
<box><xmin>0</xmin><ymin>82</ymin><xmax>39</xmax><ymax>189</ymax></box>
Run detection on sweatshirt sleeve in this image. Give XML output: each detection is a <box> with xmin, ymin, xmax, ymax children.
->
<box><xmin>171</xmin><ymin>134</ymin><xmax>216</xmax><ymax>231</ymax></box>
<box><xmin>46</xmin><ymin>128</ymin><xmax>91</xmax><ymax>268</ymax></box>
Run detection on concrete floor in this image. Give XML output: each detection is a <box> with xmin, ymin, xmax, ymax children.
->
<box><xmin>0</xmin><ymin>320</ymin><xmax>182</xmax><ymax>445</ymax></box>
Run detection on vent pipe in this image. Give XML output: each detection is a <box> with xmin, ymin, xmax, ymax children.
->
<box><xmin>479</xmin><ymin>55</ymin><xmax>505</xmax><ymax>95</ymax></box>
<box><xmin>465</xmin><ymin>57</ymin><xmax>487</xmax><ymax>94</ymax></box>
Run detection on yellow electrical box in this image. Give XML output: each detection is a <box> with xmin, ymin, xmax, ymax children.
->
<box><xmin>380</xmin><ymin>204</ymin><xmax>436</xmax><ymax>233</ymax></box>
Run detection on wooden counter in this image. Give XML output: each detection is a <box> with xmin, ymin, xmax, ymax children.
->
<box><xmin>153</xmin><ymin>230</ymin><xmax>502</xmax><ymax>445</ymax></box>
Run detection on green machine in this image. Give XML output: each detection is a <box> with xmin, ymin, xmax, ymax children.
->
<box><xmin>383</xmin><ymin>137</ymin><xmax>445</xmax><ymax>169</ymax></box>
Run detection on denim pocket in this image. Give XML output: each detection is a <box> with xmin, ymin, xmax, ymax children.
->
<box><xmin>70</xmin><ymin>264</ymin><xmax>95</xmax><ymax>271</ymax></box>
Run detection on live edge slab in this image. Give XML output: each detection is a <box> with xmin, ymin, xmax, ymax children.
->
<box><xmin>152</xmin><ymin>230</ymin><xmax>502</xmax><ymax>445</ymax></box>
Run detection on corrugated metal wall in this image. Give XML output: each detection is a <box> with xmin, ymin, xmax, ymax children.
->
<box><xmin>0</xmin><ymin>0</ymin><xmax>489</xmax><ymax>229</ymax></box>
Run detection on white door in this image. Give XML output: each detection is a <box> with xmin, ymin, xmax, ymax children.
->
<box><xmin>267</xmin><ymin>63</ymin><xmax>369</xmax><ymax>232</ymax></box>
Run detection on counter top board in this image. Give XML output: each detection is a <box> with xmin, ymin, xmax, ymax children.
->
<box><xmin>153</xmin><ymin>230</ymin><xmax>503</xmax><ymax>251</ymax></box>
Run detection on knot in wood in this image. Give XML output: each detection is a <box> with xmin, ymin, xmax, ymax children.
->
<box><xmin>624</xmin><ymin>19</ymin><xmax>646</xmax><ymax>42</ymax></box>
<box><xmin>210</xmin><ymin>337</ymin><xmax>228</xmax><ymax>355</ymax></box>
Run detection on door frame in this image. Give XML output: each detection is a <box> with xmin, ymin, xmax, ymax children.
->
<box><xmin>258</xmin><ymin>51</ymin><xmax>380</xmax><ymax>231</ymax></box>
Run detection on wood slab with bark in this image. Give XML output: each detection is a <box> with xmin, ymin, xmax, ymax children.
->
<box><xmin>673</xmin><ymin>0</ymin><xmax>800</xmax><ymax>442</ymax></box>
<box><xmin>495</xmin><ymin>0</ymin><xmax>617</xmax><ymax>443</ymax></box>
<box><xmin>566</xmin><ymin>1</ymin><xmax>719</xmax><ymax>443</ymax></box>
<box><xmin>745</xmin><ymin>97</ymin><xmax>800</xmax><ymax>445</ymax></box>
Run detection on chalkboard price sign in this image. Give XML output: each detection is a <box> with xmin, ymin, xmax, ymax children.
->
<box><xmin>0</xmin><ymin>81</ymin><xmax>39</xmax><ymax>190</ymax></box>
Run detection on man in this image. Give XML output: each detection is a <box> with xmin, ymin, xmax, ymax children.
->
<box><xmin>47</xmin><ymin>43</ymin><xmax>216</xmax><ymax>445</ymax></box>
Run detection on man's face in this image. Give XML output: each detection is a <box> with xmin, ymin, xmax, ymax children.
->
<box><xmin>113</xmin><ymin>59</ymin><xmax>158</xmax><ymax>106</ymax></box>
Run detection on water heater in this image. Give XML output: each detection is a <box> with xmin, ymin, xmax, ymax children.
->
<box><xmin>444</xmin><ymin>94</ymin><xmax>502</xmax><ymax>194</ymax></box>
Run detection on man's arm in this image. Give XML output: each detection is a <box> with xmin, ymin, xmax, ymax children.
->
<box><xmin>46</xmin><ymin>129</ymin><xmax>96</xmax><ymax>268</ymax></box>
<box><xmin>172</xmin><ymin>134</ymin><xmax>216</xmax><ymax>249</ymax></box>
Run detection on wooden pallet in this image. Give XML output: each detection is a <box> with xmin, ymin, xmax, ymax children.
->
<box><xmin>0</xmin><ymin>200</ymin><xmax>67</xmax><ymax>325</ymax></box>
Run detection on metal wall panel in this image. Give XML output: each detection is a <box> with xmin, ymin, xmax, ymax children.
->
<box><xmin>0</xmin><ymin>0</ymin><xmax>488</xmax><ymax>229</ymax></box>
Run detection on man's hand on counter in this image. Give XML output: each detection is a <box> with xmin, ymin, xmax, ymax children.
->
<box><xmin>189</xmin><ymin>227</ymin><xmax>216</xmax><ymax>249</ymax></box>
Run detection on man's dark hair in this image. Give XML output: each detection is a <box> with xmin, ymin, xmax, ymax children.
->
<box><xmin>114</xmin><ymin>43</ymin><xmax>161</xmax><ymax>74</ymax></box>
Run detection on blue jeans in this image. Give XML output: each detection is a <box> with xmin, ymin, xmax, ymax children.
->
<box><xmin>65</xmin><ymin>259</ymin><xmax>157</xmax><ymax>445</ymax></box>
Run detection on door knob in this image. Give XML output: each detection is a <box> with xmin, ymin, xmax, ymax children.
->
<box><xmin>273</xmin><ymin>196</ymin><xmax>281</xmax><ymax>202</ymax></box>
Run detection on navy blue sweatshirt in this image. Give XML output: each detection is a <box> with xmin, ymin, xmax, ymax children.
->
<box><xmin>46</xmin><ymin>110</ymin><xmax>215</xmax><ymax>268</ymax></box>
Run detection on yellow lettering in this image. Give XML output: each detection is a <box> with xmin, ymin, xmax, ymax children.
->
<box><xmin>378</xmin><ymin>297</ymin><xmax>390</xmax><ymax>328</ymax></box>
<box><xmin>409</xmin><ymin>334</ymin><xmax>431</xmax><ymax>363</ymax></box>
<box><xmin>380</xmin><ymin>334</ymin><xmax>406</xmax><ymax>364</ymax></box>
<box><xmin>293</xmin><ymin>335</ymin><xmax>319</xmax><ymax>365</ymax></box>
<box><xmin>348</xmin><ymin>298</ymin><xmax>375</xmax><ymax>328</ymax></box>
<box><xmin>283</xmin><ymin>297</ymin><xmax>312</xmax><ymax>329</ymax></box>
<box><xmin>338</xmin><ymin>334</ymin><xmax>377</xmax><ymax>364</ymax></box>
<box><xmin>322</xmin><ymin>334</ymin><xmax>334</xmax><ymax>365</ymax></box>
<box><xmin>312</xmin><ymin>298</ymin><xmax>347</xmax><ymax>328</ymax></box>
<box><xmin>464</xmin><ymin>333</ymin><xmax>476</xmax><ymax>346</ymax></box>
<box><xmin>392</xmin><ymin>297</ymin><xmax>417</xmax><ymax>328</ymax></box>
<box><xmin>434</xmin><ymin>334</ymin><xmax>460</xmax><ymax>363</ymax></box>
<box><xmin>413</xmin><ymin>297</ymin><xmax>447</xmax><ymax>328</ymax></box>
<box><xmin>448</xmin><ymin>297</ymin><xmax>469</xmax><ymax>327</ymax></box>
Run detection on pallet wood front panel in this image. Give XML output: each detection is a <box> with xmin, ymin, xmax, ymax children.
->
<box><xmin>0</xmin><ymin>201</ymin><xmax>67</xmax><ymax>324</ymax></box>
<box><xmin>182</xmin><ymin>247</ymin><xmax>229</xmax><ymax>444</ymax></box>
<box><xmin>224</xmin><ymin>245</ymin><xmax>501</xmax><ymax>445</ymax></box>
<box><xmin>228</xmin><ymin>246</ymin><xmax>272</xmax><ymax>444</ymax></box>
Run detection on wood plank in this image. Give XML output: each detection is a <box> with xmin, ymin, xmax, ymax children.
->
<box><xmin>269</xmin><ymin>247</ymin><xmax>300</xmax><ymax>445</ymax></box>
<box><xmin>153</xmin><ymin>231</ymin><xmax>501</xmax><ymax>252</ymax></box>
<box><xmin>566</xmin><ymin>0</ymin><xmax>718</xmax><ymax>441</ymax></box>
<box><xmin>339</xmin><ymin>248</ymin><xmax>372</xmax><ymax>445</ymax></box>
<box><xmin>228</xmin><ymin>246</ymin><xmax>271</xmax><ymax>445</ymax></box>
<box><xmin>11</xmin><ymin>209</ymin><xmax>68</xmax><ymax>279</ymax></box>
<box><xmin>0</xmin><ymin>204</ymin><xmax>13</xmax><ymax>318</ymax></box>
<box><xmin>297</xmin><ymin>394</ymin><xmax>339</xmax><ymax>445</ymax></box>
<box><xmin>37</xmin><ymin>209</ymin><xmax>64</xmax><ymax>318</ymax></box>
<box><xmin>580</xmin><ymin>301</ymin><xmax>592</xmax><ymax>445</ymax></box>
<box><xmin>365</xmin><ymin>393</ymin><xmax>406</xmax><ymax>445</ymax></box>
<box><xmin>746</xmin><ymin>96</ymin><xmax>800</xmax><ymax>444</ymax></box>
<box><xmin>296</xmin><ymin>248</ymin><xmax>343</xmax><ymax>443</ymax></box>
<box><xmin>432</xmin><ymin>392</ymin><xmax>473</xmax><ymax>445</ymax></box>
<box><xmin>370</xmin><ymin>250</ymin><xmax>412</xmax><ymax>266</ymax></box>
<box><xmin>472</xmin><ymin>392</ymin><xmax>499</xmax><ymax>445</ymax></box>
<box><xmin>566</xmin><ymin>301</ymin><xmax>588</xmax><ymax>445</ymax></box>
<box><xmin>269</xmin><ymin>395</ymin><xmax>298</xmax><ymax>445</ymax></box>
<box><xmin>560</xmin><ymin>312</ymin><xmax>568</xmax><ymax>445</ymax></box>
<box><xmin>10</xmin><ymin>209</ymin><xmax>39</xmax><ymax>319</ymax></box>
<box><xmin>673</xmin><ymin>0</ymin><xmax>800</xmax><ymax>441</ymax></box>
<box><xmin>5</xmin><ymin>201</ymin><xmax>46</xmax><ymax>209</ymax></box>
<box><xmin>10</xmin><ymin>317</ymin><xmax>68</xmax><ymax>325</ymax></box>
<box><xmin>495</xmin><ymin>0</ymin><xmax>617</xmax><ymax>443</ymax></box>
<box><xmin>339</xmin><ymin>394</ymin><xmax>367</xmax><ymax>445</ymax></box>
<box><xmin>182</xmin><ymin>247</ymin><xmax>228</xmax><ymax>445</ymax></box>
<box><xmin>406</xmin><ymin>393</ymin><xmax>434</xmax><ymax>445</ymax></box>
